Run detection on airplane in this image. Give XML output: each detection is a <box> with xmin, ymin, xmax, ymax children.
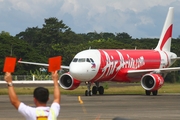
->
<box><xmin>18</xmin><ymin>7</ymin><xmax>180</xmax><ymax>96</ymax></box>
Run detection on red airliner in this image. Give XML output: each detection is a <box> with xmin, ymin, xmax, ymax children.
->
<box><xmin>19</xmin><ymin>7</ymin><xmax>180</xmax><ymax>96</ymax></box>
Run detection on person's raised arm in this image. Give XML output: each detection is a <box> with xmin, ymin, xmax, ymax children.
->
<box><xmin>51</xmin><ymin>71</ymin><xmax>60</xmax><ymax>104</ymax></box>
<box><xmin>4</xmin><ymin>72</ymin><xmax>20</xmax><ymax>109</ymax></box>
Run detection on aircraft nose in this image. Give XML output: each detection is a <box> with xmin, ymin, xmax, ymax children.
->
<box><xmin>70</xmin><ymin>65</ymin><xmax>85</xmax><ymax>79</ymax></box>
<box><xmin>70</xmin><ymin>65</ymin><xmax>82</xmax><ymax>75</ymax></box>
<box><xmin>69</xmin><ymin>63</ymin><xmax>93</xmax><ymax>81</ymax></box>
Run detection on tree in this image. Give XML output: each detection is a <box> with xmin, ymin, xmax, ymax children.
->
<box><xmin>41</xmin><ymin>17</ymin><xmax>71</xmax><ymax>43</ymax></box>
<box><xmin>0</xmin><ymin>33</ymin><xmax>45</xmax><ymax>75</ymax></box>
<box><xmin>101</xmin><ymin>32</ymin><xmax>115</xmax><ymax>40</ymax></box>
<box><xmin>16</xmin><ymin>27</ymin><xmax>41</xmax><ymax>47</ymax></box>
<box><xmin>0</xmin><ymin>31</ymin><xmax>10</xmax><ymax>36</ymax></box>
<box><xmin>115</xmin><ymin>32</ymin><xmax>132</xmax><ymax>40</ymax></box>
<box><xmin>87</xmin><ymin>32</ymin><xmax>102</xmax><ymax>40</ymax></box>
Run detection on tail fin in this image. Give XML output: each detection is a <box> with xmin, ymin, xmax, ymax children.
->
<box><xmin>155</xmin><ymin>7</ymin><xmax>174</xmax><ymax>52</ymax></box>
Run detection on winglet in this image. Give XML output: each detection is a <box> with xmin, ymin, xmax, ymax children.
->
<box><xmin>18</xmin><ymin>58</ymin><xmax>22</xmax><ymax>62</ymax></box>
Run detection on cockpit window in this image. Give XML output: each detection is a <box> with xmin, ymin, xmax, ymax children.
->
<box><xmin>78</xmin><ymin>58</ymin><xmax>85</xmax><ymax>62</ymax></box>
<box><xmin>90</xmin><ymin>58</ymin><xmax>94</xmax><ymax>62</ymax></box>
<box><xmin>86</xmin><ymin>58</ymin><xmax>91</xmax><ymax>62</ymax></box>
<box><xmin>72</xmin><ymin>58</ymin><xmax>78</xmax><ymax>62</ymax></box>
<box><xmin>72</xmin><ymin>58</ymin><xmax>95</xmax><ymax>63</ymax></box>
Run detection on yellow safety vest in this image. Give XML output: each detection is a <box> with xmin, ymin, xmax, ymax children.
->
<box><xmin>36</xmin><ymin>109</ymin><xmax>56</xmax><ymax>120</ymax></box>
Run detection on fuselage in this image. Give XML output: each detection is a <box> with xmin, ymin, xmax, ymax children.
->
<box><xmin>69</xmin><ymin>49</ymin><xmax>177</xmax><ymax>82</ymax></box>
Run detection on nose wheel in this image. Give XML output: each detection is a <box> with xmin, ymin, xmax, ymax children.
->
<box><xmin>85</xmin><ymin>82</ymin><xmax>92</xmax><ymax>96</ymax></box>
<box><xmin>85</xmin><ymin>90</ymin><xmax>92</xmax><ymax>96</ymax></box>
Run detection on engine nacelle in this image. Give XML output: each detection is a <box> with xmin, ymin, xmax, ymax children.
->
<box><xmin>59</xmin><ymin>73</ymin><xmax>81</xmax><ymax>90</ymax></box>
<box><xmin>141</xmin><ymin>74</ymin><xmax>164</xmax><ymax>91</ymax></box>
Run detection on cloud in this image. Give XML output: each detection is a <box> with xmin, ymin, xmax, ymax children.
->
<box><xmin>0</xmin><ymin>0</ymin><xmax>180</xmax><ymax>38</ymax></box>
<box><xmin>58</xmin><ymin>0</ymin><xmax>180</xmax><ymax>38</ymax></box>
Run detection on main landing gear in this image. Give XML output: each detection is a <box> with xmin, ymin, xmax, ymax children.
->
<box><xmin>145</xmin><ymin>90</ymin><xmax>158</xmax><ymax>96</ymax></box>
<box><xmin>85</xmin><ymin>82</ymin><xmax>104</xmax><ymax>96</ymax></box>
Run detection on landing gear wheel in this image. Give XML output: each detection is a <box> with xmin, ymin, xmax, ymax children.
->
<box><xmin>85</xmin><ymin>82</ymin><xmax>92</xmax><ymax>96</ymax></box>
<box><xmin>89</xmin><ymin>90</ymin><xmax>92</xmax><ymax>96</ymax></box>
<box><xmin>85</xmin><ymin>90</ymin><xmax>92</xmax><ymax>96</ymax></box>
<box><xmin>92</xmin><ymin>86</ymin><xmax>97</xmax><ymax>95</ymax></box>
<box><xmin>152</xmin><ymin>90</ymin><xmax>158</xmax><ymax>96</ymax></box>
<box><xmin>85</xmin><ymin>82</ymin><xmax>105</xmax><ymax>96</ymax></box>
<box><xmin>145</xmin><ymin>90</ymin><xmax>151</xmax><ymax>95</ymax></box>
<box><xmin>99</xmin><ymin>86</ymin><xmax>104</xmax><ymax>95</ymax></box>
<box><xmin>85</xmin><ymin>90</ymin><xmax>88</xmax><ymax>96</ymax></box>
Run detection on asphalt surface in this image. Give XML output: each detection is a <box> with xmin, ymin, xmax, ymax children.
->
<box><xmin>0</xmin><ymin>93</ymin><xmax>180</xmax><ymax>120</ymax></box>
<box><xmin>0</xmin><ymin>82</ymin><xmax>140</xmax><ymax>88</ymax></box>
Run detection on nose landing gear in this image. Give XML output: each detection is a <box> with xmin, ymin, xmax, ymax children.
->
<box><xmin>85</xmin><ymin>82</ymin><xmax>92</xmax><ymax>96</ymax></box>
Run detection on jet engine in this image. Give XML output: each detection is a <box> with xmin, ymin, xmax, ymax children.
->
<box><xmin>141</xmin><ymin>73</ymin><xmax>164</xmax><ymax>91</ymax></box>
<box><xmin>59</xmin><ymin>73</ymin><xmax>81</xmax><ymax>90</ymax></box>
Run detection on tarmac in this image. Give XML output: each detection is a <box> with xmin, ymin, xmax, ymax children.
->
<box><xmin>0</xmin><ymin>93</ymin><xmax>180</xmax><ymax>120</ymax></box>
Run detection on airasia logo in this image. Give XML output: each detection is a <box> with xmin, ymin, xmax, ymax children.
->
<box><xmin>96</xmin><ymin>50</ymin><xmax>145</xmax><ymax>81</ymax></box>
<box><xmin>122</xmin><ymin>54</ymin><xmax>145</xmax><ymax>69</ymax></box>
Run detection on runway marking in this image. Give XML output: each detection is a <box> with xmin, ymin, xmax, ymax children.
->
<box><xmin>78</xmin><ymin>96</ymin><xmax>87</xmax><ymax>114</ymax></box>
<box><xmin>78</xmin><ymin>96</ymin><xmax>83</xmax><ymax>104</ymax></box>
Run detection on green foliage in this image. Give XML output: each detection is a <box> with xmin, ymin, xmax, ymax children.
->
<box><xmin>103</xmin><ymin>82</ymin><xmax>109</xmax><ymax>89</ymax></box>
<box><xmin>0</xmin><ymin>17</ymin><xmax>180</xmax><ymax>83</ymax></box>
<box><xmin>30</xmin><ymin>69</ymin><xmax>51</xmax><ymax>80</ymax></box>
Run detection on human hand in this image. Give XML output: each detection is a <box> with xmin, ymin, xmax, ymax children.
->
<box><xmin>4</xmin><ymin>72</ymin><xmax>12</xmax><ymax>83</ymax></box>
<box><xmin>51</xmin><ymin>71</ymin><xmax>59</xmax><ymax>82</ymax></box>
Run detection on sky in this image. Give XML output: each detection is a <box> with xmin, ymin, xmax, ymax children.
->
<box><xmin>0</xmin><ymin>0</ymin><xmax>180</xmax><ymax>38</ymax></box>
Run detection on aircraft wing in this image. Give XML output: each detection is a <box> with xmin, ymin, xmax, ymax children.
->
<box><xmin>171</xmin><ymin>57</ymin><xmax>180</xmax><ymax>60</ymax></box>
<box><xmin>18</xmin><ymin>60</ymin><xmax>69</xmax><ymax>70</ymax></box>
<box><xmin>128</xmin><ymin>67</ymin><xmax>180</xmax><ymax>74</ymax></box>
<box><xmin>128</xmin><ymin>56</ymin><xmax>180</xmax><ymax>75</ymax></box>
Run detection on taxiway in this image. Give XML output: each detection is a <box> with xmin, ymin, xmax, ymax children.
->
<box><xmin>0</xmin><ymin>93</ymin><xmax>180</xmax><ymax>120</ymax></box>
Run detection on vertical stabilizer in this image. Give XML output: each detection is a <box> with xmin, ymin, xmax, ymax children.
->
<box><xmin>155</xmin><ymin>7</ymin><xmax>174</xmax><ymax>51</ymax></box>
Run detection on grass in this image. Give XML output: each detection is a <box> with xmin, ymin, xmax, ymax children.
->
<box><xmin>0</xmin><ymin>83</ymin><xmax>179</xmax><ymax>95</ymax></box>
